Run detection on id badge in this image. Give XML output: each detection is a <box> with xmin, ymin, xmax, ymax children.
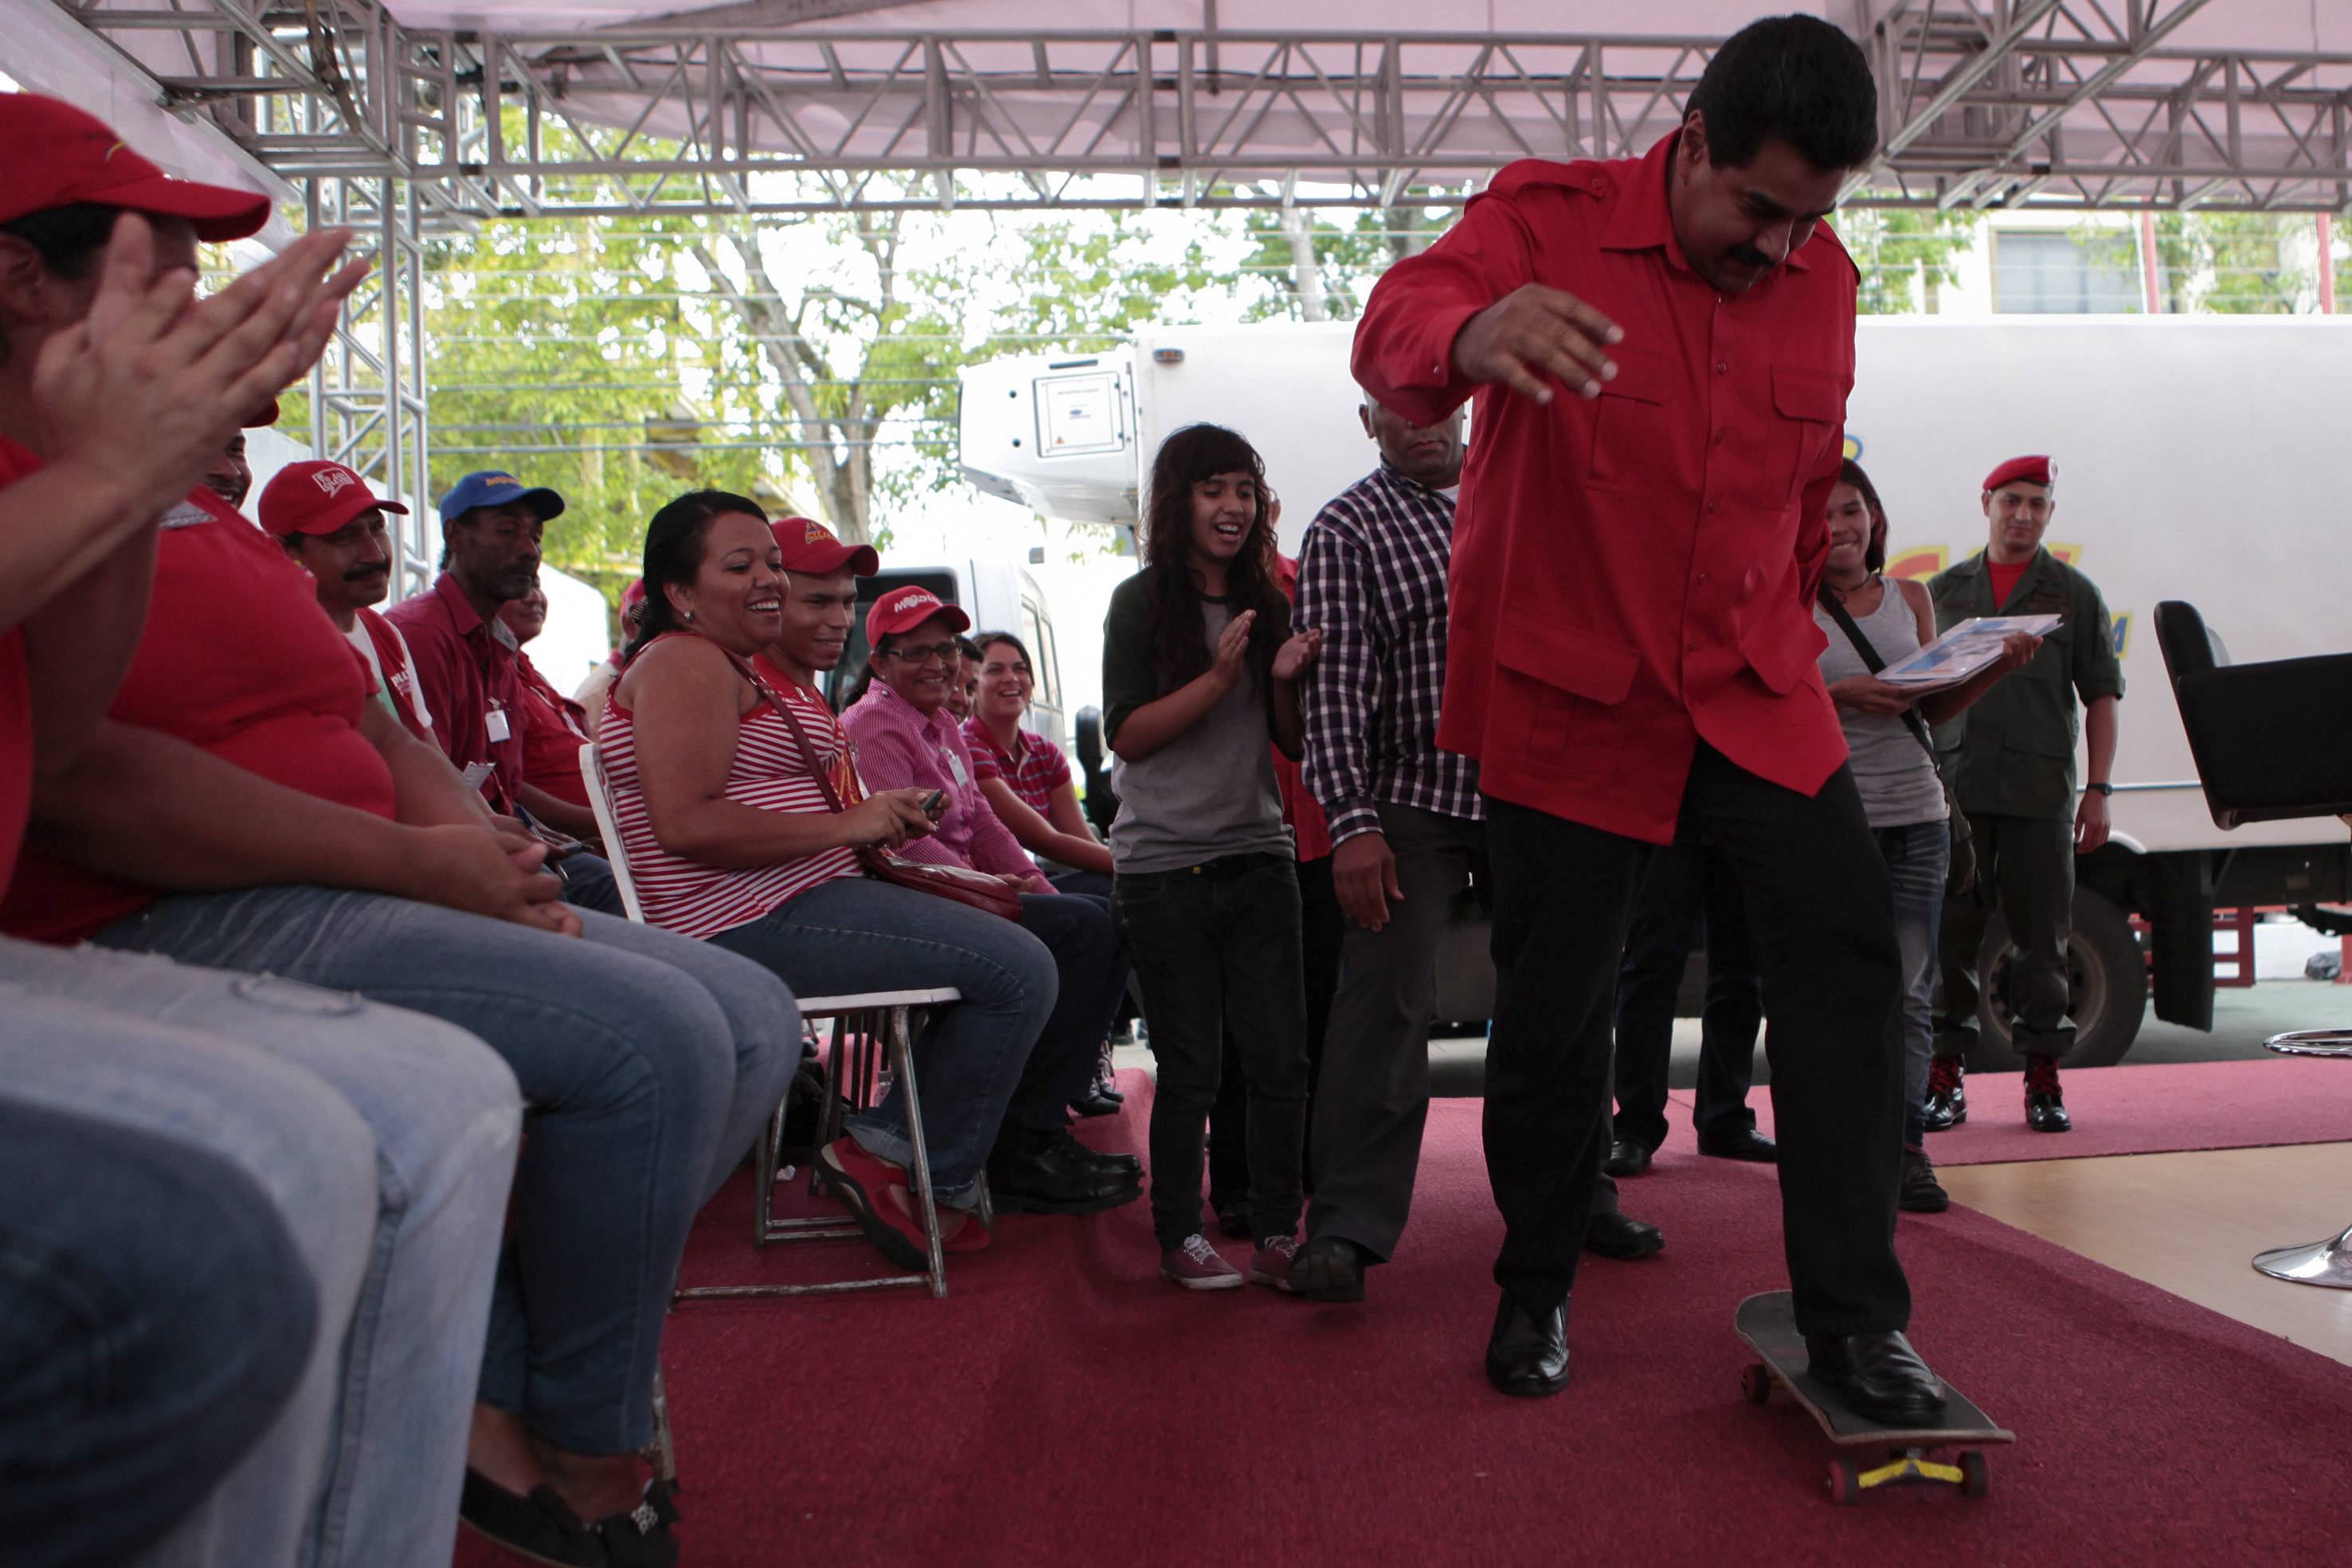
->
<box><xmin>486</xmin><ymin>704</ymin><xmax>511</xmax><ymax>743</ymax></box>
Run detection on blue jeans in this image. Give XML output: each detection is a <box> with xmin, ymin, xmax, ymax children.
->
<box><xmin>710</xmin><ymin>877</ymin><xmax>1057</xmax><ymax>1204</ymax></box>
<box><xmin>1875</xmin><ymin>820</ymin><xmax>1951</xmax><ymax>1149</ymax></box>
<box><xmin>1003</xmin><ymin>890</ymin><xmax>1126</xmax><ymax>1131</ymax></box>
<box><xmin>92</xmin><ymin>891</ymin><xmax>797</xmax><ymax>1455</ymax></box>
<box><xmin>0</xmin><ymin>937</ymin><xmax>519</xmax><ymax>1568</ymax></box>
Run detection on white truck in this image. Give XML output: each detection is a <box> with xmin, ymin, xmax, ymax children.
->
<box><xmin>959</xmin><ymin>317</ymin><xmax>2352</xmax><ymax>1066</ymax></box>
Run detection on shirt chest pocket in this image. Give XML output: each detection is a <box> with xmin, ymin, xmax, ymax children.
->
<box><xmin>1770</xmin><ymin>366</ymin><xmax>1844</xmax><ymax>506</ymax></box>
<box><xmin>1583</xmin><ymin>363</ymin><xmax>1673</xmax><ymax>493</ymax></box>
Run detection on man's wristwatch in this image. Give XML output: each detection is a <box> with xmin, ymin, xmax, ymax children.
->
<box><xmin>2084</xmin><ymin>782</ymin><xmax>2114</xmax><ymax>796</ymax></box>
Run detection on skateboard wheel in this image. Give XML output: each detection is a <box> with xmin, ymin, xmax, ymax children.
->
<box><xmin>1741</xmin><ymin>1364</ymin><xmax>1771</xmax><ymax>1404</ymax></box>
<box><xmin>1826</xmin><ymin>1459</ymin><xmax>1860</xmax><ymax>1506</ymax></box>
<box><xmin>1960</xmin><ymin>1451</ymin><xmax>1990</xmax><ymax>1498</ymax></box>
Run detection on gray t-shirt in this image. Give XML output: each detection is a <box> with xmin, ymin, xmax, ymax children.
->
<box><xmin>1814</xmin><ymin>584</ymin><xmax>1948</xmax><ymax>830</ymax></box>
<box><xmin>1101</xmin><ymin>571</ymin><xmax>1293</xmax><ymax>874</ymax></box>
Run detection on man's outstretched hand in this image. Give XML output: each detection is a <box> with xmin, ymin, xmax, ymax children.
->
<box><xmin>1451</xmin><ymin>283</ymin><xmax>1623</xmax><ymax>405</ymax></box>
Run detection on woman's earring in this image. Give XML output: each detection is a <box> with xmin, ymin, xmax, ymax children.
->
<box><xmin>682</xmin><ymin>609</ymin><xmax>695</xmax><ymax>623</ymax></box>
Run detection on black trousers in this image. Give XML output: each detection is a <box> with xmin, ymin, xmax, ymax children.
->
<box><xmin>1610</xmin><ymin>823</ymin><xmax>1763</xmax><ymax>1152</ymax></box>
<box><xmin>1935</xmin><ymin>811</ymin><xmax>2076</xmax><ymax>1060</ymax></box>
<box><xmin>1113</xmin><ymin>855</ymin><xmax>1311</xmax><ymax>1249</ymax></box>
<box><xmin>1483</xmin><ymin>744</ymin><xmax>1910</xmax><ymax>1335</ymax></box>
<box><xmin>1209</xmin><ymin>853</ymin><xmax>1341</xmax><ymax>1213</ymax></box>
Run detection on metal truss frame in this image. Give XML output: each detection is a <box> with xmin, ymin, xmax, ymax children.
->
<box><xmin>45</xmin><ymin>2</ymin><xmax>2352</xmax><ymax>217</ymax></box>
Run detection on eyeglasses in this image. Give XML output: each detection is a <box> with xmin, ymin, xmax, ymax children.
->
<box><xmin>884</xmin><ymin>641</ymin><xmax>960</xmax><ymax>666</ymax></box>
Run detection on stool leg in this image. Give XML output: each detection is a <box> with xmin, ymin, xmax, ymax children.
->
<box><xmin>647</xmin><ymin>1365</ymin><xmax>678</xmax><ymax>1484</ymax></box>
<box><xmin>753</xmin><ymin>1097</ymin><xmax>785</xmax><ymax>1247</ymax></box>
<box><xmin>2252</xmin><ymin>1218</ymin><xmax>2352</xmax><ymax>1289</ymax></box>
<box><xmin>887</xmin><ymin>1004</ymin><xmax>951</xmax><ymax>1298</ymax></box>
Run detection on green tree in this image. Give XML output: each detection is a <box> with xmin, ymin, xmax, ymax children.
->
<box><xmin>1837</xmin><ymin>205</ymin><xmax>1978</xmax><ymax>314</ymax></box>
<box><xmin>2076</xmin><ymin>213</ymin><xmax>2315</xmax><ymax>314</ymax></box>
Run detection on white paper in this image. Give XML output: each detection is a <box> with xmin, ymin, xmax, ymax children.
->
<box><xmin>1877</xmin><ymin>614</ymin><xmax>2063</xmax><ymax>690</ymax></box>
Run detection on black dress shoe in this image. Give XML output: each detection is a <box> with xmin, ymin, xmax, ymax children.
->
<box><xmin>987</xmin><ymin>1129</ymin><xmax>1141</xmax><ymax>1214</ymax></box>
<box><xmin>1804</xmin><ymin>1331</ymin><xmax>1947</xmax><ymax>1424</ymax></box>
<box><xmin>1583</xmin><ymin>1210</ymin><xmax>1665</xmax><ymax>1261</ymax></box>
<box><xmin>1697</xmin><ymin>1128</ymin><xmax>1778</xmax><ymax>1163</ymax></box>
<box><xmin>1069</xmin><ymin>1088</ymin><xmax>1122</xmax><ymax>1118</ymax></box>
<box><xmin>1603</xmin><ymin>1139</ymin><xmax>1653</xmax><ymax>1178</ymax></box>
<box><xmin>1292</xmin><ymin>1235</ymin><xmax>1369</xmax><ymax>1303</ymax></box>
<box><xmin>1043</xmin><ymin>1125</ymin><xmax>1142</xmax><ymax>1180</ymax></box>
<box><xmin>1485</xmin><ymin>1292</ymin><xmax>1569</xmax><ymax>1398</ymax></box>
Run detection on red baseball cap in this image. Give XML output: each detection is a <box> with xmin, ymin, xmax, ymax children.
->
<box><xmin>1982</xmin><ymin>455</ymin><xmax>2055</xmax><ymax>492</ymax></box>
<box><xmin>771</xmin><ymin>514</ymin><xmax>880</xmax><ymax>577</ymax></box>
<box><xmin>865</xmin><ymin>585</ymin><xmax>969</xmax><ymax>648</ymax></box>
<box><xmin>620</xmin><ymin>577</ymin><xmax>648</xmax><ymax>620</ymax></box>
<box><xmin>0</xmin><ymin>95</ymin><xmax>272</xmax><ymax>241</ymax></box>
<box><xmin>257</xmin><ymin>459</ymin><xmax>409</xmax><ymax>539</ymax></box>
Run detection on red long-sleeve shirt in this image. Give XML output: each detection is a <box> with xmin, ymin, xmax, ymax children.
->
<box><xmin>1352</xmin><ymin>131</ymin><xmax>1856</xmax><ymax>843</ymax></box>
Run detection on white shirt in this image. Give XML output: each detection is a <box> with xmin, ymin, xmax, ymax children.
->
<box><xmin>345</xmin><ymin>616</ymin><xmax>435</xmax><ymax>733</ymax></box>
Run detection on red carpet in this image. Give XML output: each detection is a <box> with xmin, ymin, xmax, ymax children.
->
<box><xmin>1666</xmin><ymin>1056</ymin><xmax>2352</xmax><ymax>1167</ymax></box>
<box><xmin>460</xmin><ymin>1069</ymin><xmax>2352</xmax><ymax>1568</ymax></box>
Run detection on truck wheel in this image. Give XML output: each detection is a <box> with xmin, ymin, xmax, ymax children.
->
<box><xmin>1966</xmin><ymin>887</ymin><xmax>2146</xmax><ymax>1071</ymax></box>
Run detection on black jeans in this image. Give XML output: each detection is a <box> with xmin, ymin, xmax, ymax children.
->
<box><xmin>1483</xmin><ymin>744</ymin><xmax>1909</xmax><ymax>1336</ymax></box>
<box><xmin>1611</xmin><ymin>823</ymin><xmax>1763</xmax><ymax>1152</ymax></box>
<box><xmin>1208</xmin><ymin>853</ymin><xmax>1341</xmax><ymax>1212</ymax></box>
<box><xmin>1935</xmin><ymin>811</ymin><xmax>2076</xmax><ymax>1060</ymax></box>
<box><xmin>1113</xmin><ymin>854</ymin><xmax>1310</xmax><ymax>1249</ymax></box>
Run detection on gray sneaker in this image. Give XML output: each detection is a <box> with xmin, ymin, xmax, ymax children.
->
<box><xmin>1900</xmin><ymin>1147</ymin><xmax>1951</xmax><ymax>1214</ymax></box>
<box><xmin>1160</xmin><ymin>1233</ymin><xmax>1245</xmax><ymax>1290</ymax></box>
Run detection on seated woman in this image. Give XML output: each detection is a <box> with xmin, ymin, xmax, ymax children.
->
<box><xmin>964</xmin><ymin>631</ymin><xmax>1114</xmax><ymax>886</ymax></box>
<box><xmin>603</xmin><ymin>495</ymin><xmax>1138</xmax><ymax>1259</ymax></box>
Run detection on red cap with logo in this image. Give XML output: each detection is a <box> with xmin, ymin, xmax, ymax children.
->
<box><xmin>1982</xmin><ymin>455</ymin><xmax>2055</xmax><ymax>493</ymax></box>
<box><xmin>865</xmin><ymin>584</ymin><xmax>969</xmax><ymax>648</ymax></box>
<box><xmin>0</xmin><ymin>95</ymin><xmax>272</xmax><ymax>240</ymax></box>
<box><xmin>257</xmin><ymin>459</ymin><xmax>409</xmax><ymax>539</ymax></box>
<box><xmin>771</xmin><ymin>514</ymin><xmax>880</xmax><ymax>578</ymax></box>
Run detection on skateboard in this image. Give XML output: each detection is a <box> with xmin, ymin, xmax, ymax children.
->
<box><xmin>1736</xmin><ymin>1291</ymin><xmax>2014</xmax><ymax>1504</ymax></box>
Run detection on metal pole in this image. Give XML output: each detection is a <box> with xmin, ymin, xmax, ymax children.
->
<box><xmin>2139</xmin><ymin>210</ymin><xmax>2162</xmax><ymax>313</ymax></box>
<box><xmin>2320</xmin><ymin>213</ymin><xmax>2338</xmax><ymax>315</ymax></box>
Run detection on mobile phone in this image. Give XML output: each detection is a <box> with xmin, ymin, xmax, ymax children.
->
<box><xmin>921</xmin><ymin>789</ymin><xmax>948</xmax><ymax>818</ymax></box>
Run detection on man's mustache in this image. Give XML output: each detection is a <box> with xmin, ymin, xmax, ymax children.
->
<box><xmin>344</xmin><ymin>565</ymin><xmax>389</xmax><ymax>584</ymax></box>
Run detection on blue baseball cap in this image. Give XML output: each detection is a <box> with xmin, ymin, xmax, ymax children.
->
<box><xmin>439</xmin><ymin>470</ymin><xmax>565</xmax><ymax>525</ymax></box>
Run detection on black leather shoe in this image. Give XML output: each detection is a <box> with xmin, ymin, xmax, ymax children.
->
<box><xmin>2023</xmin><ymin>1058</ymin><xmax>2072</xmax><ymax>1132</ymax></box>
<box><xmin>988</xmin><ymin>1130</ymin><xmax>1140</xmax><ymax>1214</ymax></box>
<box><xmin>1043</xmin><ymin>1126</ymin><xmax>1142</xmax><ymax>1180</ymax></box>
<box><xmin>1292</xmin><ymin>1235</ymin><xmax>1369</xmax><ymax>1303</ymax></box>
<box><xmin>1923</xmin><ymin>1059</ymin><xmax>1967</xmax><ymax>1130</ymax></box>
<box><xmin>1697</xmin><ymin>1128</ymin><xmax>1778</xmax><ymax>1163</ymax></box>
<box><xmin>1069</xmin><ymin>1088</ymin><xmax>1121</xmax><ymax>1118</ymax></box>
<box><xmin>1805</xmin><ymin>1331</ymin><xmax>1947</xmax><ymax>1424</ymax></box>
<box><xmin>1485</xmin><ymin>1293</ymin><xmax>1569</xmax><ymax>1398</ymax></box>
<box><xmin>1603</xmin><ymin>1139</ymin><xmax>1653</xmax><ymax>1178</ymax></box>
<box><xmin>1583</xmin><ymin>1210</ymin><xmax>1665</xmax><ymax>1261</ymax></box>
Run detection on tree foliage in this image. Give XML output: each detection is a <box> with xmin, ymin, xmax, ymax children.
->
<box><xmin>1836</xmin><ymin>205</ymin><xmax>1978</xmax><ymax>314</ymax></box>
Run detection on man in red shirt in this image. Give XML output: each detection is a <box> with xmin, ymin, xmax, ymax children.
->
<box><xmin>1355</xmin><ymin>15</ymin><xmax>1938</xmax><ymax>1417</ymax></box>
<box><xmin>258</xmin><ymin>459</ymin><xmax>434</xmax><ymax>743</ymax></box>
<box><xmin>384</xmin><ymin>469</ymin><xmax>558</xmax><ymax>812</ymax></box>
<box><xmin>498</xmin><ymin>583</ymin><xmax>601</xmax><ymax>839</ymax></box>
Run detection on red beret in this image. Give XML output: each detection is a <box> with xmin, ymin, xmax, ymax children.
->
<box><xmin>1982</xmin><ymin>455</ymin><xmax>2055</xmax><ymax>492</ymax></box>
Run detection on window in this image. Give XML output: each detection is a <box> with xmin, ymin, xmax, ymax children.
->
<box><xmin>1991</xmin><ymin>231</ymin><xmax>2141</xmax><ymax>315</ymax></box>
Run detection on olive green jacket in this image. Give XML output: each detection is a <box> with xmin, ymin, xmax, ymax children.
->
<box><xmin>1927</xmin><ymin>546</ymin><xmax>2124</xmax><ymax>821</ymax></box>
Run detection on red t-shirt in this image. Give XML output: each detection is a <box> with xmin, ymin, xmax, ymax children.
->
<box><xmin>1986</xmin><ymin>557</ymin><xmax>2030</xmax><ymax>611</ymax></box>
<box><xmin>0</xmin><ymin>440</ymin><xmax>40</xmax><ymax>901</ymax></box>
<box><xmin>0</xmin><ymin>477</ymin><xmax>396</xmax><ymax>945</ymax></box>
<box><xmin>515</xmin><ymin>648</ymin><xmax>592</xmax><ymax>810</ymax></box>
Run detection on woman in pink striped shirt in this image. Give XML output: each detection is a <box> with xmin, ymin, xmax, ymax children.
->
<box><xmin>605</xmin><ymin>493</ymin><xmax>1135</xmax><ymax>1266</ymax></box>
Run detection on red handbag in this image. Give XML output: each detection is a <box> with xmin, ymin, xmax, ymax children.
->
<box><xmin>738</xmin><ymin>660</ymin><xmax>1025</xmax><ymax>922</ymax></box>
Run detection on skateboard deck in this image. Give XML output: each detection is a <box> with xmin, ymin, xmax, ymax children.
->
<box><xmin>1736</xmin><ymin>1291</ymin><xmax>2013</xmax><ymax>1503</ymax></box>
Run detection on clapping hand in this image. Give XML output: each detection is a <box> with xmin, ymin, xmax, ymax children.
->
<box><xmin>1272</xmin><ymin>627</ymin><xmax>1323</xmax><ymax>682</ymax></box>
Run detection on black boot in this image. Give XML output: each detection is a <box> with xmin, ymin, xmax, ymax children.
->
<box><xmin>1922</xmin><ymin>1057</ymin><xmax>1967</xmax><ymax>1131</ymax></box>
<box><xmin>2023</xmin><ymin>1055</ymin><xmax>2072</xmax><ymax>1132</ymax></box>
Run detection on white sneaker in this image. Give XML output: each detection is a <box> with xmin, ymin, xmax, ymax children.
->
<box><xmin>1160</xmin><ymin>1233</ymin><xmax>1245</xmax><ymax>1290</ymax></box>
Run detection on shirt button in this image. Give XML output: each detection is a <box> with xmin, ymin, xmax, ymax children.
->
<box><xmin>1712</xmin><ymin>428</ymin><xmax>1727</xmax><ymax>445</ymax></box>
<box><xmin>1715</xmin><ymin>360</ymin><xmax>1729</xmax><ymax>376</ymax></box>
<box><xmin>1696</xmin><ymin>573</ymin><xmax>1711</xmax><ymax>585</ymax></box>
<box><xmin>1706</xmin><ymin>501</ymin><xmax>1720</xmax><ymax>514</ymax></box>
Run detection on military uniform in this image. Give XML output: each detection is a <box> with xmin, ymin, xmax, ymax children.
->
<box><xmin>1927</xmin><ymin>545</ymin><xmax>2124</xmax><ymax>1061</ymax></box>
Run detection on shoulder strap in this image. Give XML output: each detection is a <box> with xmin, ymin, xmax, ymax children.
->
<box><xmin>1820</xmin><ymin>585</ymin><xmax>1938</xmax><ymax>758</ymax></box>
<box><xmin>722</xmin><ymin>652</ymin><xmax>849</xmax><ymax>816</ymax></box>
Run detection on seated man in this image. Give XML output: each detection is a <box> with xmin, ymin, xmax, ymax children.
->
<box><xmin>499</xmin><ymin>582</ymin><xmax>601</xmax><ymax>841</ymax></box>
<box><xmin>0</xmin><ymin>97</ymin><xmax>519</xmax><ymax>1568</ymax></box>
<box><xmin>259</xmin><ymin>458</ymin><xmax>435</xmax><ymax>742</ymax></box>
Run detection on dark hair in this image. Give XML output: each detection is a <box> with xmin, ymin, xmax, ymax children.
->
<box><xmin>1140</xmin><ymin>423</ymin><xmax>1287</xmax><ymax>695</ymax></box>
<box><xmin>954</xmin><ymin>634</ymin><xmax>984</xmax><ymax>663</ymax></box>
<box><xmin>623</xmin><ymin>488</ymin><xmax>768</xmax><ymax>663</ymax></box>
<box><xmin>1838</xmin><ymin>456</ymin><xmax>1889</xmax><ymax>575</ymax></box>
<box><xmin>1687</xmin><ymin>15</ymin><xmax>1880</xmax><ymax>174</ymax></box>
<box><xmin>0</xmin><ymin>202</ymin><xmax>119</xmax><ymax>281</ymax></box>
<box><xmin>972</xmin><ymin>629</ymin><xmax>1031</xmax><ymax>668</ymax></box>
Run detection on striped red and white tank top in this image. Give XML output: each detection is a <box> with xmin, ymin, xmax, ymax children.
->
<box><xmin>601</xmin><ymin>663</ymin><xmax>863</xmax><ymax>940</ymax></box>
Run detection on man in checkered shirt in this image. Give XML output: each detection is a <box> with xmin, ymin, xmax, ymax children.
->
<box><xmin>1289</xmin><ymin>395</ymin><xmax>1662</xmax><ymax>1304</ymax></box>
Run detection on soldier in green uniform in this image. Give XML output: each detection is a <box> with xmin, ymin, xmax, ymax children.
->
<box><xmin>1923</xmin><ymin>455</ymin><xmax>2123</xmax><ymax>1133</ymax></box>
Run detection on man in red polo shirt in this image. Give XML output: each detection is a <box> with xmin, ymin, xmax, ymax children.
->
<box><xmin>497</xmin><ymin>583</ymin><xmax>601</xmax><ymax>839</ymax></box>
<box><xmin>1355</xmin><ymin>15</ymin><xmax>1938</xmax><ymax>1417</ymax></box>
<box><xmin>258</xmin><ymin>459</ymin><xmax>434</xmax><ymax>743</ymax></box>
<box><xmin>384</xmin><ymin>470</ymin><xmax>558</xmax><ymax>811</ymax></box>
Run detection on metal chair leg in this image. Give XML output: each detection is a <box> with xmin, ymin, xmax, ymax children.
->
<box><xmin>2252</xmin><ymin>1218</ymin><xmax>2352</xmax><ymax>1289</ymax></box>
<box><xmin>886</xmin><ymin>1003</ymin><xmax>952</xmax><ymax>1299</ymax></box>
<box><xmin>646</xmin><ymin>1365</ymin><xmax>678</xmax><ymax>1484</ymax></box>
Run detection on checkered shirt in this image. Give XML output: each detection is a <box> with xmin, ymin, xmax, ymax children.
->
<box><xmin>1295</xmin><ymin>462</ymin><xmax>1481</xmax><ymax>845</ymax></box>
